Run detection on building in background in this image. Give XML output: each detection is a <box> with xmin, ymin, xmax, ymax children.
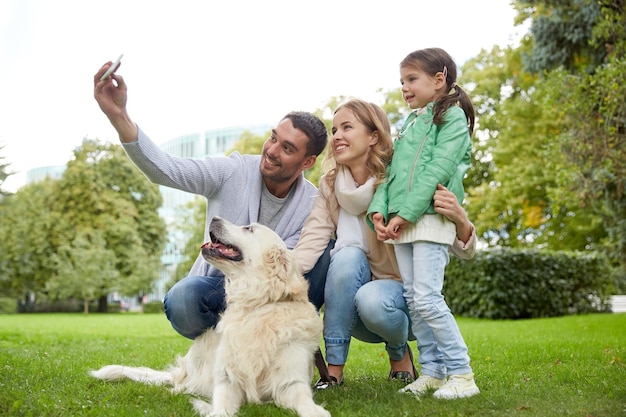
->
<box><xmin>26</xmin><ymin>165</ymin><xmax>66</xmax><ymax>183</ymax></box>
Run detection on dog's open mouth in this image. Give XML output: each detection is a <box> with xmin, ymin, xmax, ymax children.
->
<box><xmin>201</xmin><ymin>232</ymin><xmax>243</xmax><ymax>261</ymax></box>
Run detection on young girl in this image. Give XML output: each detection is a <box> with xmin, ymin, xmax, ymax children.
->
<box><xmin>367</xmin><ymin>48</ymin><xmax>479</xmax><ymax>399</ymax></box>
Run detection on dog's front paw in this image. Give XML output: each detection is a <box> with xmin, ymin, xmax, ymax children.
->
<box><xmin>191</xmin><ymin>398</ymin><xmax>213</xmax><ymax>416</ymax></box>
<box><xmin>299</xmin><ymin>404</ymin><xmax>331</xmax><ymax>417</ymax></box>
<box><xmin>208</xmin><ymin>411</ymin><xmax>231</xmax><ymax>417</ymax></box>
<box><xmin>192</xmin><ymin>398</ymin><xmax>233</xmax><ymax>417</ymax></box>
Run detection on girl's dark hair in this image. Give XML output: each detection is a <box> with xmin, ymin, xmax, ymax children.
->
<box><xmin>401</xmin><ymin>48</ymin><xmax>475</xmax><ymax>135</ymax></box>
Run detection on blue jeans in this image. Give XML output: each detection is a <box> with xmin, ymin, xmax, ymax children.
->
<box><xmin>324</xmin><ymin>247</ymin><xmax>415</xmax><ymax>365</ymax></box>
<box><xmin>354</xmin><ymin>279</ymin><xmax>414</xmax><ymax>362</ymax></box>
<box><xmin>164</xmin><ymin>240</ymin><xmax>333</xmax><ymax>339</ymax></box>
<box><xmin>323</xmin><ymin>247</ymin><xmax>371</xmax><ymax>366</ymax></box>
<box><xmin>324</xmin><ymin>247</ymin><xmax>414</xmax><ymax>365</ymax></box>
<box><xmin>394</xmin><ymin>241</ymin><xmax>472</xmax><ymax>378</ymax></box>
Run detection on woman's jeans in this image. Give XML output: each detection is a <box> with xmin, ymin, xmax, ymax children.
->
<box><xmin>164</xmin><ymin>240</ymin><xmax>333</xmax><ymax>339</ymax></box>
<box><xmin>323</xmin><ymin>247</ymin><xmax>414</xmax><ymax>366</ymax></box>
<box><xmin>394</xmin><ymin>241</ymin><xmax>472</xmax><ymax>378</ymax></box>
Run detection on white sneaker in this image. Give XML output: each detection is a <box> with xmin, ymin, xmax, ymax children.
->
<box><xmin>398</xmin><ymin>375</ymin><xmax>445</xmax><ymax>395</ymax></box>
<box><xmin>433</xmin><ymin>373</ymin><xmax>480</xmax><ymax>399</ymax></box>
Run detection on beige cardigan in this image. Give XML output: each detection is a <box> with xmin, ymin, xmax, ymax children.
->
<box><xmin>294</xmin><ymin>177</ymin><xmax>476</xmax><ymax>282</ymax></box>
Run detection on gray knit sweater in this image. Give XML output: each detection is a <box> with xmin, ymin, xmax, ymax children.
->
<box><xmin>122</xmin><ymin>127</ymin><xmax>319</xmax><ymax>278</ymax></box>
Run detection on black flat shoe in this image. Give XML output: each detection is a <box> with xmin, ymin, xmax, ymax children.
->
<box><xmin>388</xmin><ymin>346</ymin><xmax>418</xmax><ymax>383</ymax></box>
<box><xmin>314</xmin><ymin>375</ymin><xmax>344</xmax><ymax>390</ymax></box>
<box><xmin>388</xmin><ymin>370</ymin><xmax>416</xmax><ymax>383</ymax></box>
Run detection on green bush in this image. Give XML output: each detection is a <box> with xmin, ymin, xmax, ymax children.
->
<box><xmin>16</xmin><ymin>299</ymin><xmax>122</xmax><ymax>313</ymax></box>
<box><xmin>0</xmin><ymin>297</ymin><xmax>17</xmax><ymax>314</ymax></box>
<box><xmin>142</xmin><ymin>301</ymin><xmax>164</xmax><ymax>314</ymax></box>
<box><xmin>445</xmin><ymin>248</ymin><xmax>613</xmax><ymax>319</ymax></box>
<box><xmin>17</xmin><ymin>299</ymin><xmax>84</xmax><ymax>313</ymax></box>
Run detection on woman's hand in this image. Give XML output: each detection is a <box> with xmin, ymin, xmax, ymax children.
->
<box><xmin>433</xmin><ymin>184</ymin><xmax>472</xmax><ymax>243</ymax></box>
<box><xmin>385</xmin><ymin>216</ymin><xmax>409</xmax><ymax>240</ymax></box>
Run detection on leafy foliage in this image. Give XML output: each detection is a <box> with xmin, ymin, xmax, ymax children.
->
<box><xmin>228</xmin><ymin>129</ymin><xmax>267</xmax><ymax>156</ymax></box>
<box><xmin>518</xmin><ymin>0</ymin><xmax>604</xmax><ymax>73</ymax></box>
<box><xmin>445</xmin><ymin>248</ymin><xmax>613</xmax><ymax>319</ymax></box>
<box><xmin>171</xmin><ymin>197</ymin><xmax>206</xmax><ymax>287</ymax></box>
<box><xmin>459</xmin><ymin>45</ymin><xmax>597</xmax><ymax>249</ymax></box>
<box><xmin>52</xmin><ymin>139</ymin><xmax>167</xmax><ymax>300</ymax></box>
<box><xmin>0</xmin><ymin>139</ymin><xmax>167</xmax><ymax>311</ymax></box>
<box><xmin>457</xmin><ymin>1</ymin><xmax>625</xmax><ymax>287</ymax></box>
<box><xmin>0</xmin><ymin>179</ymin><xmax>65</xmax><ymax>298</ymax></box>
<box><xmin>0</xmin><ymin>145</ymin><xmax>14</xmax><ymax>199</ymax></box>
<box><xmin>46</xmin><ymin>230</ymin><xmax>120</xmax><ymax>314</ymax></box>
<box><xmin>506</xmin><ymin>0</ymin><xmax>626</xmax><ymax>277</ymax></box>
<box><xmin>0</xmin><ymin>297</ymin><xmax>15</xmax><ymax>313</ymax></box>
<box><xmin>543</xmin><ymin>61</ymin><xmax>626</xmax><ymax>276</ymax></box>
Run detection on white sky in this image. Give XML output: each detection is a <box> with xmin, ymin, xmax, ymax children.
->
<box><xmin>0</xmin><ymin>0</ymin><xmax>527</xmax><ymax>192</ymax></box>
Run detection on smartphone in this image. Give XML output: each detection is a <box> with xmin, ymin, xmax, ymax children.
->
<box><xmin>100</xmin><ymin>53</ymin><xmax>124</xmax><ymax>81</ymax></box>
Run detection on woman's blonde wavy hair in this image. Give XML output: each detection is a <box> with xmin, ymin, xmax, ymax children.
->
<box><xmin>322</xmin><ymin>98</ymin><xmax>394</xmax><ymax>192</ymax></box>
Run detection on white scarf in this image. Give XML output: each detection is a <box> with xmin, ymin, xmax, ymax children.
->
<box><xmin>335</xmin><ymin>165</ymin><xmax>375</xmax><ymax>215</ymax></box>
<box><xmin>332</xmin><ymin>166</ymin><xmax>375</xmax><ymax>256</ymax></box>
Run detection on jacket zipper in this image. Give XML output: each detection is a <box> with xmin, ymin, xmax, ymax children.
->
<box><xmin>407</xmin><ymin>128</ymin><xmax>429</xmax><ymax>192</ymax></box>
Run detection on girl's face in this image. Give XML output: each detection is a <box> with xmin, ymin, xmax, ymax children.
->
<box><xmin>400</xmin><ymin>65</ymin><xmax>441</xmax><ymax>109</ymax></box>
<box><xmin>331</xmin><ymin>107</ymin><xmax>378</xmax><ymax>173</ymax></box>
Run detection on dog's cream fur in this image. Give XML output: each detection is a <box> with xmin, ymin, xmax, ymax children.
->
<box><xmin>90</xmin><ymin>217</ymin><xmax>330</xmax><ymax>417</ymax></box>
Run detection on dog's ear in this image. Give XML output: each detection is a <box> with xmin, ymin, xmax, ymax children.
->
<box><xmin>265</xmin><ymin>245</ymin><xmax>309</xmax><ymax>302</ymax></box>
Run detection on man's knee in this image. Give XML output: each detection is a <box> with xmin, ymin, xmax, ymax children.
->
<box><xmin>163</xmin><ymin>275</ymin><xmax>226</xmax><ymax>339</ymax></box>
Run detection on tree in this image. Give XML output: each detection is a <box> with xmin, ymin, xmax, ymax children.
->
<box><xmin>49</xmin><ymin>138</ymin><xmax>167</xmax><ymax>311</ymax></box>
<box><xmin>454</xmin><ymin>0</ymin><xmax>624</xmax><ymax>255</ymax></box>
<box><xmin>437</xmin><ymin>44</ymin><xmax>597</xmax><ymax>249</ymax></box>
<box><xmin>514</xmin><ymin>0</ymin><xmax>626</xmax><ymax>278</ymax></box>
<box><xmin>542</xmin><ymin>57</ymin><xmax>626</xmax><ymax>278</ymax></box>
<box><xmin>0</xmin><ymin>145</ymin><xmax>14</xmax><ymax>199</ymax></box>
<box><xmin>172</xmin><ymin>197</ymin><xmax>206</xmax><ymax>288</ymax></box>
<box><xmin>0</xmin><ymin>139</ymin><xmax>168</xmax><ymax>307</ymax></box>
<box><xmin>46</xmin><ymin>230</ymin><xmax>120</xmax><ymax>314</ymax></box>
<box><xmin>0</xmin><ymin>179</ymin><xmax>65</xmax><ymax>299</ymax></box>
<box><xmin>515</xmin><ymin>0</ymin><xmax>605</xmax><ymax>73</ymax></box>
<box><xmin>228</xmin><ymin>129</ymin><xmax>267</xmax><ymax>156</ymax></box>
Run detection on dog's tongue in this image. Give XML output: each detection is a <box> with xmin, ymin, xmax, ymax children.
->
<box><xmin>201</xmin><ymin>241</ymin><xmax>239</xmax><ymax>257</ymax></box>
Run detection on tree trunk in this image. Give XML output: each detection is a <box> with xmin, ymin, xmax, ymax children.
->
<box><xmin>97</xmin><ymin>295</ymin><xmax>108</xmax><ymax>313</ymax></box>
<box><xmin>83</xmin><ymin>299</ymin><xmax>89</xmax><ymax>314</ymax></box>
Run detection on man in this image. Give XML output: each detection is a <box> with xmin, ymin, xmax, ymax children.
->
<box><xmin>94</xmin><ymin>60</ymin><xmax>331</xmax><ymax>340</ymax></box>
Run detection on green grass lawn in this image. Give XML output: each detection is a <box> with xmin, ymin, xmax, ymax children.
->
<box><xmin>1</xmin><ymin>313</ymin><xmax>624</xmax><ymax>417</ymax></box>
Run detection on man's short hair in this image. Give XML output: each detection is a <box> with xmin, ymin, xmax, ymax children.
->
<box><xmin>282</xmin><ymin>112</ymin><xmax>328</xmax><ymax>157</ymax></box>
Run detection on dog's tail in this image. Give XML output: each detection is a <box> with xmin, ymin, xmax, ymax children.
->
<box><xmin>90</xmin><ymin>365</ymin><xmax>173</xmax><ymax>386</ymax></box>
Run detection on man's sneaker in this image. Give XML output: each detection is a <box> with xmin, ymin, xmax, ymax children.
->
<box><xmin>433</xmin><ymin>373</ymin><xmax>480</xmax><ymax>399</ymax></box>
<box><xmin>398</xmin><ymin>375</ymin><xmax>445</xmax><ymax>395</ymax></box>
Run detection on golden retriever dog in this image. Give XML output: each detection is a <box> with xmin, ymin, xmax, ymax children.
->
<box><xmin>90</xmin><ymin>216</ymin><xmax>330</xmax><ymax>417</ymax></box>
